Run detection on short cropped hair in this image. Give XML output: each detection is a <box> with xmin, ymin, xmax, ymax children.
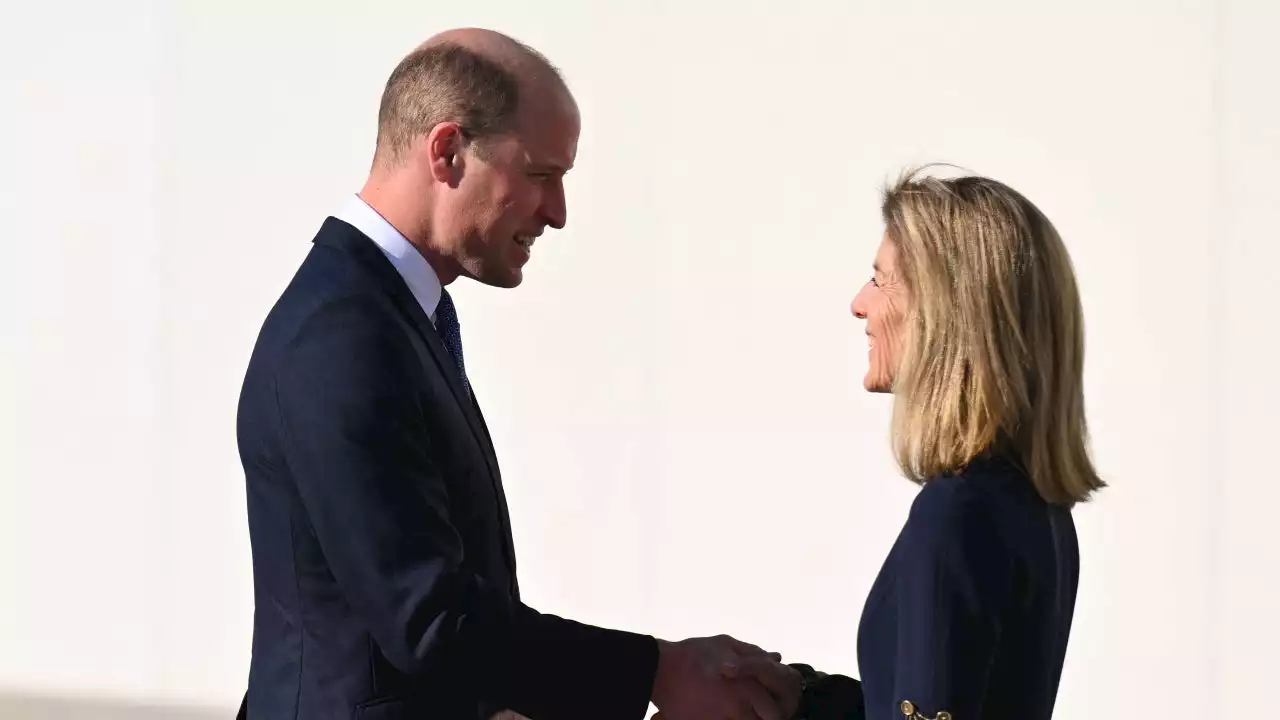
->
<box><xmin>882</xmin><ymin>166</ymin><xmax>1105</xmax><ymax>507</ymax></box>
<box><xmin>373</xmin><ymin>41</ymin><xmax>559</xmax><ymax>166</ymax></box>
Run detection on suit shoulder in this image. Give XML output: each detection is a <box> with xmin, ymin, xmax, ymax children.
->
<box><xmin>913</xmin><ymin>456</ymin><xmax>1035</xmax><ymax>514</ymax></box>
<box><xmin>260</xmin><ymin>245</ymin><xmax>400</xmax><ymax>340</ymax></box>
<box><xmin>909</xmin><ymin>472</ymin><xmax>986</xmax><ymax>522</ymax></box>
<box><xmin>281</xmin><ymin>242</ymin><xmax>382</xmax><ymax>307</ymax></box>
<box><xmin>241</xmin><ymin>258</ymin><xmax>412</xmax><ymax>405</ymax></box>
<box><xmin>903</xmin><ymin>469</ymin><xmax>1009</xmax><ymax>554</ymax></box>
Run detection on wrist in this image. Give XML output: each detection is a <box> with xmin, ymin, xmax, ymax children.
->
<box><xmin>788</xmin><ymin>664</ymin><xmax>822</xmax><ymax>720</ymax></box>
<box><xmin>650</xmin><ymin>638</ymin><xmax>678</xmax><ymax>708</ymax></box>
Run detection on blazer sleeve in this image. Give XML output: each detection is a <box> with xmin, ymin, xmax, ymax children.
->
<box><xmin>888</xmin><ymin>481</ymin><xmax>1013</xmax><ymax>719</ymax></box>
<box><xmin>274</xmin><ymin>296</ymin><xmax>657</xmax><ymax>720</ymax></box>
<box><xmin>790</xmin><ymin>664</ymin><xmax>865</xmax><ymax>720</ymax></box>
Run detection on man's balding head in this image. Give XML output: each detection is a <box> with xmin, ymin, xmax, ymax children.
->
<box><xmin>373</xmin><ymin>28</ymin><xmax>569</xmax><ymax>168</ymax></box>
<box><xmin>360</xmin><ymin>29</ymin><xmax>579</xmax><ymax>290</ymax></box>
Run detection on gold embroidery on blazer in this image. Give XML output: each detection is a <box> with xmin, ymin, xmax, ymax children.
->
<box><xmin>900</xmin><ymin>699</ymin><xmax>952</xmax><ymax>720</ymax></box>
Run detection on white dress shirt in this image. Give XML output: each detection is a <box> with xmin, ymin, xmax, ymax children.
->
<box><xmin>336</xmin><ymin>194</ymin><xmax>443</xmax><ymax>325</ymax></box>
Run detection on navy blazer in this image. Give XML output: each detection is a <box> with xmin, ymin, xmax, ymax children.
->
<box><xmin>801</xmin><ymin>456</ymin><xmax>1079</xmax><ymax>720</ymax></box>
<box><xmin>235</xmin><ymin>218</ymin><xmax>657</xmax><ymax>720</ymax></box>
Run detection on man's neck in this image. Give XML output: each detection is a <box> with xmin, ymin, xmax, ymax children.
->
<box><xmin>357</xmin><ymin>178</ymin><xmax>459</xmax><ymax>286</ymax></box>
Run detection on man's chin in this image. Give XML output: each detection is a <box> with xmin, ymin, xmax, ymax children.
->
<box><xmin>474</xmin><ymin>269</ymin><xmax>523</xmax><ymax>289</ymax></box>
<box><xmin>458</xmin><ymin>263</ymin><xmax>523</xmax><ymax>289</ymax></box>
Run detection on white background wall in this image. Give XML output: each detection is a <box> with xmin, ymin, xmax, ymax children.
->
<box><xmin>3</xmin><ymin>0</ymin><xmax>1278</xmax><ymax>717</ymax></box>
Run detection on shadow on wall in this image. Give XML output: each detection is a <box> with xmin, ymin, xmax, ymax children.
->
<box><xmin>0</xmin><ymin>693</ymin><xmax>539</xmax><ymax>719</ymax></box>
<box><xmin>0</xmin><ymin>692</ymin><xmax>231</xmax><ymax>720</ymax></box>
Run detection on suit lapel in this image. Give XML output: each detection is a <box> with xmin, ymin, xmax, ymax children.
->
<box><xmin>467</xmin><ymin>387</ymin><xmax>519</xmax><ymax>593</ymax></box>
<box><xmin>315</xmin><ymin>219</ymin><xmax>501</xmax><ymax>481</ymax></box>
<box><xmin>317</xmin><ymin>219</ymin><xmax>518</xmax><ymax>588</ymax></box>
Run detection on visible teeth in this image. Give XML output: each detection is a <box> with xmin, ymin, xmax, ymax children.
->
<box><xmin>516</xmin><ymin>235</ymin><xmax>535</xmax><ymax>248</ymax></box>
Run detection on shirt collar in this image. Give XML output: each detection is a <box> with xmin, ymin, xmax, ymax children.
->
<box><xmin>336</xmin><ymin>194</ymin><xmax>443</xmax><ymax>322</ymax></box>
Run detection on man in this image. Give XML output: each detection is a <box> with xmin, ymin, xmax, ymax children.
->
<box><xmin>235</xmin><ymin>28</ymin><xmax>800</xmax><ymax>720</ymax></box>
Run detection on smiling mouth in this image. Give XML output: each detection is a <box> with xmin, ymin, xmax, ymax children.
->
<box><xmin>515</xmin><ymin>234</ymin><xmax>536</xmax><ymax>250</ymax></box>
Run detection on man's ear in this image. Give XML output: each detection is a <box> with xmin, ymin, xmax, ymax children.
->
<box><xmin>423</xmin><ymin>122</ymin><xmax>466</xmax><ymax>183</ymax></box>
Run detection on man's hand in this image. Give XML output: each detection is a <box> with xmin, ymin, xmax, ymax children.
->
<box><xmin>721</xmin><ymin>654</ymin><xmax>803</xmax><ymax>718</ymax></box>
<box><xmin>650</xmin><ymin>635</ymin><xmax>802</xmax><ymax>720</ymax></box>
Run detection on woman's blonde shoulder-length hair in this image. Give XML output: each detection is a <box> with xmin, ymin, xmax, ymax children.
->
<box><xmin>882</xmin><ymin>166</ymin><xmax>1104</xmax><ymax>507</ymax></box>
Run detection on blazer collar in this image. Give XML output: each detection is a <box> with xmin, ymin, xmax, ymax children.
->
<box><xmin>314</xmin><ymin>217</ymin><xmax>501</xmax><ymax>481</ymax></box>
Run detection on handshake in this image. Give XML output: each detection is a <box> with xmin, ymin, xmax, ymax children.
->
<box><xmin>650</xmin><ymin>634</ymin><xmax>805</xmax><ymax>720</ymax></box>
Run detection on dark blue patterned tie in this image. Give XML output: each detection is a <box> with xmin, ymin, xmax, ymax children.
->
<box><xmin>434</xmin><ymin>288</ymin><xmax>470</xmax><ymax>396</ymax></box>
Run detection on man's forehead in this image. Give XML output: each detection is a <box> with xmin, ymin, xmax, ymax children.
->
<box><xmin>514</xmin><ymin>98</ymin><xmax>579</xmax><ymax>169</ymax></box>
<box><xmin>518</xmin><ymin>139</ymin><xmax>576</xmax><ymax>173</ymax></box>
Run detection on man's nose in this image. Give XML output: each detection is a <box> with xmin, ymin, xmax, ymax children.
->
<box><xmin>542</xmin><ymin>179</ymin><xmax>567</xmax><ymax>230</ymax></box>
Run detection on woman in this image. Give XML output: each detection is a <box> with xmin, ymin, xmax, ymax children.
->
<box><xmin>794</xmin><ymin>168</ymin><xmax>1105</xmax><ymax>720</ymax></box>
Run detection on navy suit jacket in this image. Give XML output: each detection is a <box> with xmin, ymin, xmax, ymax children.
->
<box><xmin>235</xmin><ymin>217</ymin><xmax>657</xmax><ymax>719</ymax></box>
<box><xmin>859</xmin><ymin>456</ymin><xmax>1079</xmax><ymax>719</ymax></box>
<box><xmin>801</xmin><ymin>456</ymin><xmax>1079</xmax><ymax>720</ymax></box>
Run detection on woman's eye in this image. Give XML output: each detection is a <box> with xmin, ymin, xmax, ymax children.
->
<box><xmin>870</xmin><ymin>275</ymin><xmax>880</xmax><ymax>287</ymax></box>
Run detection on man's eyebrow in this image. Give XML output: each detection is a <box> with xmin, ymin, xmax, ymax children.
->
<box><xmin>525</xmin><ymin>156</ymin><xmax>572</xmax><ymax>172</ymax></box>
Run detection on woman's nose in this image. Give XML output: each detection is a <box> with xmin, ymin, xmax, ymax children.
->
<box><xmin>851</xmin><ymin>287</ymin><xmax>869</xmax><ymax>319</ymax></box>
